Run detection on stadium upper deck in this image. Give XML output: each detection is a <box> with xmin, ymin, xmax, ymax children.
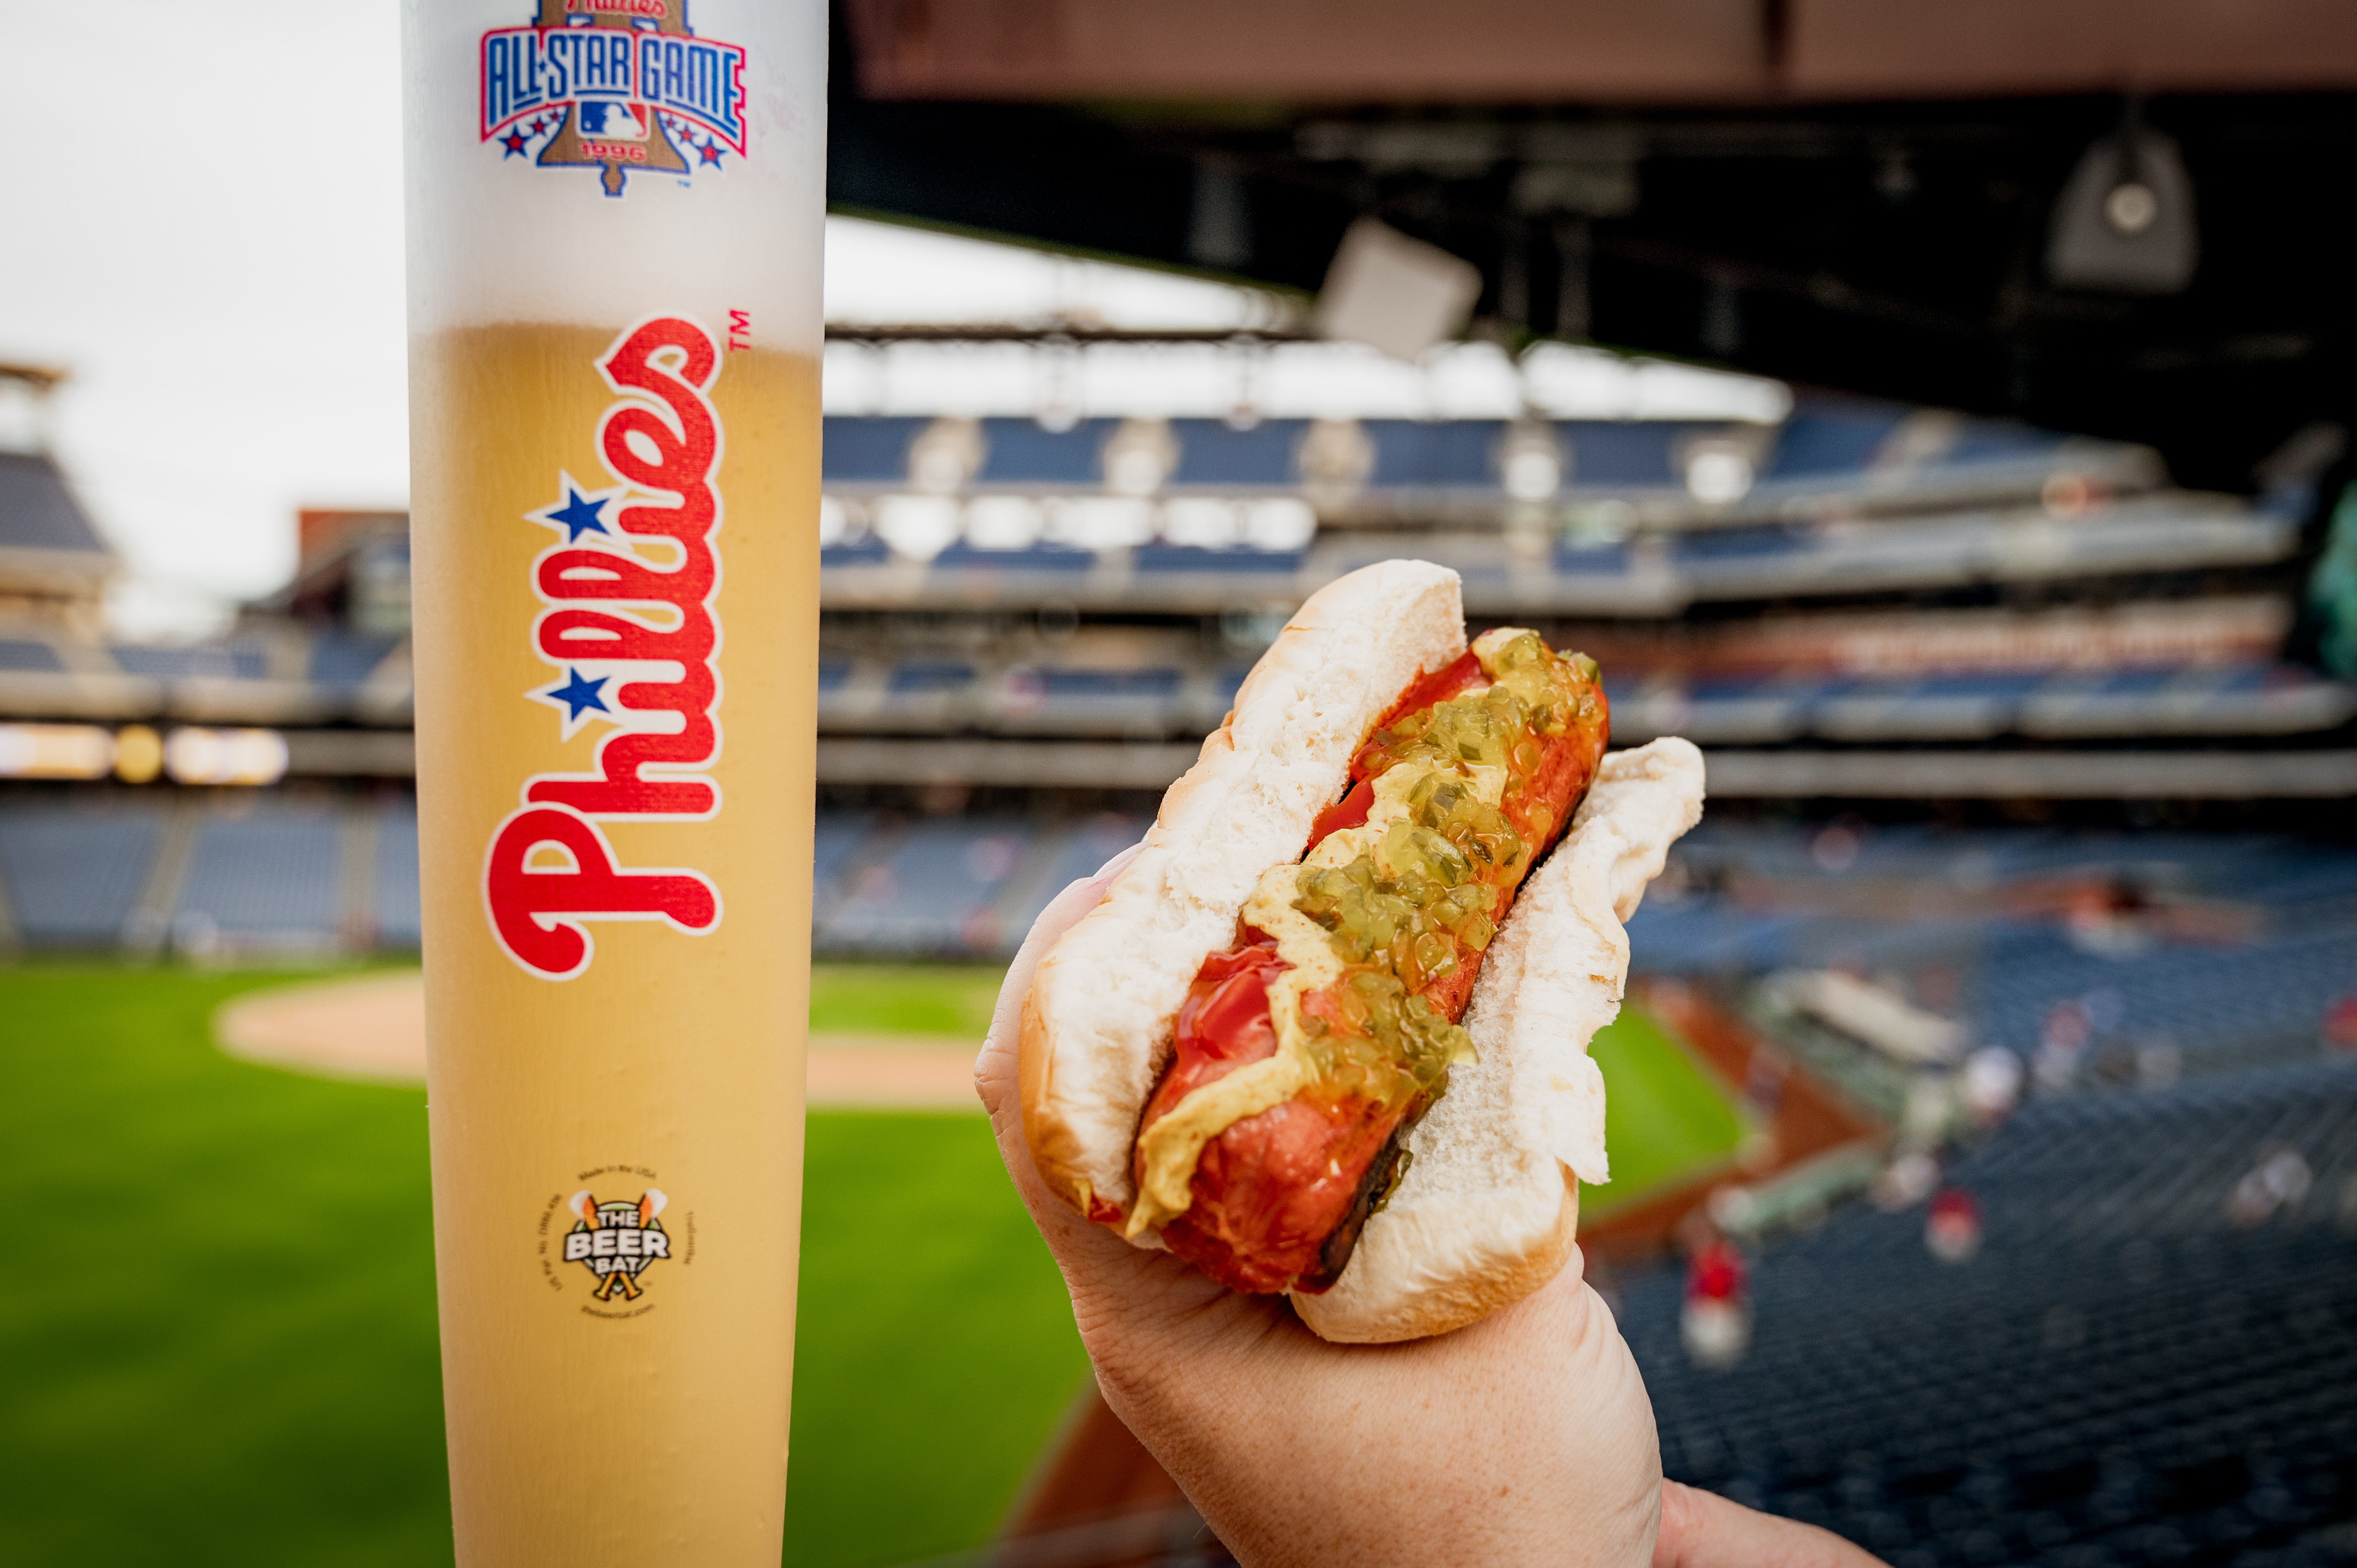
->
<box><xmin>0</xmin><ymin>334</ymin><xmax>2349</xmax><ymax>797</ymax></box>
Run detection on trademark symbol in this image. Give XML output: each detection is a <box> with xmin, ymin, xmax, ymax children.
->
<box><xmin>726</xmin><ymin>309</ymin><xmax>751</xmax><ymax>352</ymax></box>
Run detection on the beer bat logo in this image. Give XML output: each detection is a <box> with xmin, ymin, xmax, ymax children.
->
<box><xmin>483</xmin><ymin>315</ymin><xmax>727</xmax><ymax>981</ymax></box>
<box><xmin>479</xmin><ymin>1</ymin><xmax>748</xmax><ymax>197</ymax></box>
<box><xmin>562</xmin><ymin>1188</ymin><xmax>672</xmax><ymax>1301</ymax></box>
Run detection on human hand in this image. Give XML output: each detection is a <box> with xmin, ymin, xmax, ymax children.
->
<box><xmin>976</xmin><ymin>853</ymin><xmax>1881</xmax><ymax>1568</ymax></box>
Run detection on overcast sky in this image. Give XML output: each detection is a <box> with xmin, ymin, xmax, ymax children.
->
<box><xmin>1</xmin><ymin>1</ymin><xmax>1783</xmax><ymax>641</ymax></box>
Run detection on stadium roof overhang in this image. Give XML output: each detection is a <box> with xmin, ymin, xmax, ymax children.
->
<box><xmin>828</xmin><ymin>0</ymin><xmax>2357</xmax><ymax>492</ymax></box>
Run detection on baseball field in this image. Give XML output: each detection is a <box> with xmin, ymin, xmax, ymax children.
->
<box><xmin>0</xmin><ymin>960</ymin><xmax>1739</xmax><ymax>1567</ymax></box>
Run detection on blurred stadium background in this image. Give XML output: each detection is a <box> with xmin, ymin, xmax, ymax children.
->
<box><xmin>11</xmin><ymin>3</ymin><xmax>2357</xmax><ymax>1566</ymax></box>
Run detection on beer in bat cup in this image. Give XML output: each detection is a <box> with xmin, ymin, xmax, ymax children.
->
<box><xmin>400</xmin><ymin>4</ymin><xmax>823</xmax><ymax>1561</ymax></box>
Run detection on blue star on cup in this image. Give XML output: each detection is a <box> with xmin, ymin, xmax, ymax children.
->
<box><xmin>534</xmin><ymin>666</ymin><xmax>614</xmax><ymax>740</ymax></box>
<box><xmin>529</xmin><ymin>476</ymin><xmax>619</xmax><ymax>542</ymax></box>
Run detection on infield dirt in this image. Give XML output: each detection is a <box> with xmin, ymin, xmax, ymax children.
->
<box><xmin>215</xmin><ymin>970</ymin><xmax>982</xmax><ymax>1110</ymax></box>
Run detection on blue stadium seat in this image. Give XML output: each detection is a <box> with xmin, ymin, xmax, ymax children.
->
<box><xmin>1673</xmin><ymin>526</ymin><xmax>1812</xmax><ymax>561</ymax></box>
<box><xmin>1562</xmin><ymin>421</ymin><xmax>1687</xmax><ymax>487</ymax></box>
<box><xmin>1167</xmin><ymin>419</ymin><xmax>1302</xmax><ymax>486</ymax></box>
<box><xmin>1619</xmin><ymin>1058</ymin><xmax>2357</xmax><ymax>1563</ymax></box>
<box><xmin>1035</xmin><ymin>668</ymin><xmax>1183</xmax><ymax>700</ymax></box>
<box><xmin>1624</xmin><ymin>903</ymin><xmax>1803</xmax><ymax>973</ymax></box>
<box><xmin>887</xmin><ymin>660</ymin><xmax>972</xmax><ymax>695</ymax></box>
<box><xmin>1555</xmin><ymin>540</ymin><xmax>1633</xmax><ymax>575</ymax></box>
<box><xmin>1971</xmin><ymin>923</ymin><xmax>2357</xmax><ymax>1072</ymax></box>
<box><xmin>816</xmin><ymin>818</ymin><xmax>1037</xmax><ymax>956</ymax></box>
<box><xmin>995</xmin><ymin>814</ymin><xmax>1147</xmax><ymax>935</ymax></box>
<box><xmin>930</xmin><ymin>541</ymin><xmax>1093</xmax><ymax>572</ymax></box>
<box><xmin>0</xmin><ymin>804</ymin><xmax>162</xmax><ymax>945</ymax></box>
<box><xmin>174</xmin><ymin>806</ymin><xmax>342</xmax><ymax>939</ymax></box>
<box><xmin>975</xmin><ymin>417</ymin><xmax>1115</xmax><ymax>485</ymax></box>
<box><xmin>819</xmin><ymin>416</ymin><xmax>928</xmax><ymax>483</ymax></box>
<box><xmin>812</xmin><ymin>813</ymin><xmax>874</xmax><ymax>902</ymax></box>
<box><xmin>1363</xmin><ymin>419</ymin><xmax>1504</xmax><ymax>489</ymax></box>
<box><xmin>310</xmin><ymin>635</ymin><xmax>396</xmax><ymax>687</ymax></box>
<box><xmin>1943</xmin><ymin>421</ymin><xmax>2065</xmax><ymax>465</ymax></box>
<box><xmin>1132</xmin><ymin>544</ymin><xmax>1302</xmax><ymax>573</ymax></box>
<box><xmin>819</xmin><ymin>538</ymin><xmax>892</xmax><ymax>567</ymax></box>
<box><xmin>373</xmin><ymin>804</ymin><xmax>421</xmax><ymax>945</ymax></box>
<box><xmin>108</xmin><ymin>643</ymin><xmax>269</xmax><ymax>681</ymax></box>
<box><xmin>1761</xmin><ymin>402</ymin><xmax>1912</xmax><ymax>480</ymax></box>
<box><xmin>0</xmin><ymin>638</ymin><xmax>64</xmax><ymax>673</ymax></box>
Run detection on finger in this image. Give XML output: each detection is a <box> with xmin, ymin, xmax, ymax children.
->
<box><xmin>1654</xmin><ymin>1480</ymin><xmax>1885</xmax><ymax>1568</ymax></box>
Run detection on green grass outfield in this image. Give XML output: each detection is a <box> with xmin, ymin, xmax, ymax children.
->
<box><xmin>0</xmin><ymin>962</ymin><xmax>1737</xmax><ymax>1568</ymax></box>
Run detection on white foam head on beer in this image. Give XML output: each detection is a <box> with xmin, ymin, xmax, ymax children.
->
<box><xmin>400</xmin><ymin>0</ymin><xmax>824</xmax><ymax>350</ymax></box>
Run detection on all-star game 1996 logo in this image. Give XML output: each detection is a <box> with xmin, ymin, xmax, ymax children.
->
<box><xmin>480</xmin><ymin>2</ymin><xmax>747</xmax><ymax>197</ymax></box>
<box><xmin>561</xmin><ymin>1187</ymin><xmax>672</xmax><ymax>1303</ymax></box>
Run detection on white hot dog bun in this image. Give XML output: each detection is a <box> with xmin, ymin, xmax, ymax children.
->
<box><xmin>1018</xmin><ymin>559</ymin><xmax>1704</xmax><ymax>1341</ymax></box>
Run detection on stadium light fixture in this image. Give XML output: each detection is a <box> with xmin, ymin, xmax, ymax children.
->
<box><xmin>1101</xmin><ymin>418</ymin><xmax>1178</xmax><ymax>496</ymax></box>
<box><xmin>1162</xmin><ymin>498</ymin><xmax>1243</xmax><ymax>550</ymax></box>
<box><xmin>1044</xmin><ymin>496</ymin><xmax>1155</xmax><ymax>551</ymax></box>
<box><xmin>162</xmin><ymin>727</ymin><xmax>287</xmax><ymax>787</ymax></box>
<box><xmin>907</xmin><ymin>416</ymin><xmax>986</xmax><ymax>494</ymax></box>
<box><xmin>817</xmin><ymin>496</ymin><xmax>850</xmax><ymax>547</ymax></box>
<box><xmin>873</xmin><ymin>496</ymin><xmax>963</xmax><ymax>561</ymax></box>
<box><xmin>1682</xmin><ymin>435</ymin><xmax>1759</xmax><ymax>506</ymax></box>
<box><xmin>0</xmin><ymin>722</ymin><xmax>114</xmax><ymax>780</ymax></box>
<box><xmin>1296</xmin><ymin>417</ymin><xmax>1376</xmax><ymax>511</ymax></box>
<box><xmin>965</xmin><ymin>496</ymin><xmax>1047</xmax><ymax>551</ymax></box>
<box><xmin>1499</xmin><ymin>419</ymin><xmax>1567</xmax><ymax>502</ymax></box>
<box><xmin>2048</xmin><ymin>113</ymin><xmax>2199</xmax><ymax>296</ymax></box>
<box><xmin>113</xmin><ymin>725</ymin><xmax>163</xmax><ymax>785</ymax></box>
<box><xmin>1242</xmin><ymin>497</ymin><xmax>1317</xmax><ymax>553</ymax></box>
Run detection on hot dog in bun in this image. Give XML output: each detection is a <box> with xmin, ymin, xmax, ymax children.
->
<box><xmin>1020</xmin><ymin>560</ymin><xmax>1704</xmax><ymax>1342</ymax></box>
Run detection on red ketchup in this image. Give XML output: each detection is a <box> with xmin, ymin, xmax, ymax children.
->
<box><xmin>1305</xmin><ymin>650</ymin><xmax>1491</xmax><ymax>852</ymax></box>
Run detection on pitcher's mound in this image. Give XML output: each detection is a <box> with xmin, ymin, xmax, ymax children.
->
<box><xmin>214</xmin><ymin>971</ymin><xmax>983</xmax><ymax>1110</ymax></box>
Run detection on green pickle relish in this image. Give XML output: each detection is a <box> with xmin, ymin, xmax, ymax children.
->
<box><xmin>1289</xmin><ymin>631</ymin><xmax>1604</xmax><ymax>1110</ymax></box>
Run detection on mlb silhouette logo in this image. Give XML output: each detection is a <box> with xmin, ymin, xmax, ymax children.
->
<box><xmin>576</xmin><ymin>101</ymin><xmax>648</xmax><ymax>141</ymax></box>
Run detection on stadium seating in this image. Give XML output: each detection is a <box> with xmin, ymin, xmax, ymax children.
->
<box><xmin>372</xmin><ymin>802</ymin><xmax>421</xmax><ymax>946</ymax></box>
<box><xmin>7</xmin><ymin>401</ymin><xmax>2312</xmax><ymax>741</ymax></box>
<box><xmin>812</xmin><ymin>813</ymin><xmax>1147</xmax><ymax>959</ymax></box>
<box><xmin>0</xmin><ymin>802</ymin><xmax>164</xmax><ymax>945</ymax></box>
<box><xmin>990</xmin><ymin>666</ymin><xmax>1191</xmax><ymax>736</ymax></box>
<box><xmin>172</xmin><ymin>803</ymin><xmax>344</xmax><ymax>945</ymax></box>
<box><xmin>816</xmin><ymin>489</ymin><xmax>2302</xmax><ymax>623</ymax></box>
<box><xmin>1617</xmin><ymin>1056</ymin><xmax>2357</xmax><ymax>1566</ymax></box>
<box><xmin>5</xmin><ymin>805</ymin><xmax>2355</xmax><ymax>1096</ymax></box>
<box><xmin>1639</xmin><ymin>824</ymin><xmax>2357</xmax><ymax>1090</ymax></box>
<box><xmin>1166</xmin><ymin>419</ymin><xmax>1300</xmax><ymax>487</ymax></box>
<box><xmin>309</xmin><ymin>635</ymin><xmax>397</xmax><ymax>689</ymax></box>
<box><xmin>0</xmin><ymin>637</ymin><xmax>63</xmax><ymax>673</ymax></box>
<box><xmin>817</xmin><ymin>402</ymin><xmax>2129</xmax><ymax>516</ymax></box>
<box><xmin>108</xmin><ymin>643</ymin><xmax>269</xmax><ymax>681</ymax></box>
<box><xmin>807</xmin><ymin>654</ymin><xmax>2350</xmax><ymax>746</ymax></box>
<box><xmin>998</xmin><ymin>813</ymin><xmax>1147</xmax><ymax>934</ymax></box>
<box><xmin>815</xmin><ymin>817</ymin><xmax>1042</xmax><ymax>957</ymax></box>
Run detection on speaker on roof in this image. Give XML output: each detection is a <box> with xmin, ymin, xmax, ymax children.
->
<box><xmin>1311</xmin><ymin>218</ymin><xmax>1481</xmax><ymax>362</ymax></box>
<box><xmin>2047</xmin><ymin>117</ymin><xmax>2199</xmax><ymax>296</ymax></box>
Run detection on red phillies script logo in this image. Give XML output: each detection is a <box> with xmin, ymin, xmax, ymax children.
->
<box><xmin>483</xmin><ymin>314</ymin><xmax>728</xmax><ymax>980</ymax></box>
<box><xmin>486</xmin><ymin>807</ymin><xmax>717</xmax><ymax>981</ymax></box>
